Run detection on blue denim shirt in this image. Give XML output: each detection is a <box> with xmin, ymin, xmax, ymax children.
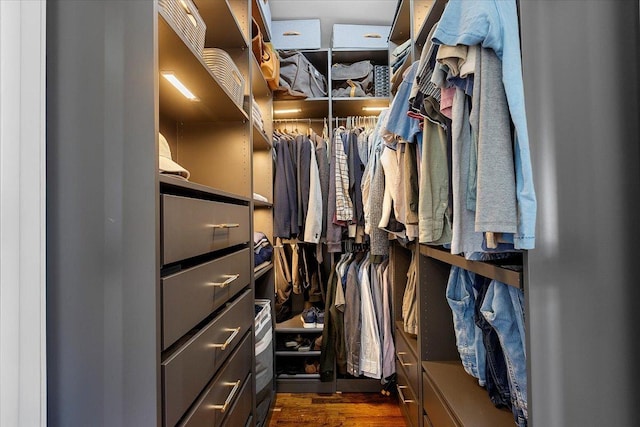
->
<box><xmin>433</xmin><ymin>0</ymin><xmax>537</xmax><ymax>249</ymax></box>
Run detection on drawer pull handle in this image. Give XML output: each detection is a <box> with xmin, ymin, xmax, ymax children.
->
<box><xmin>211</xmin><ymin>327</ymin><xmax>241</xmax><ymax>350</ymax></box>
<box><xmin>397</xmin><ymin>351</ymin><xmax>413</xmax><ymax>367</ymax></box>
<box><xmin>211</xmin><ymin>380</ymin><xmax>241</xmax><ymax>413</ymax></box>
<box><xmin>397</xmin><ymin>385</ymin><xmax>414</xmax><ymax>404</ymax></box>
<box><xmin>211</xmin><ymin>223</ymin><xmax>240</xmax><ymax>229</ymax></box>
<box><xmin>211</xmin><ymin>274</ymin><xmax>240</xmax><ymax>288</ymax></box>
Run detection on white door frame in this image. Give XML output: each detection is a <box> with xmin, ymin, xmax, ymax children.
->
<box><xmin>0</xmin><ymin>1</ymin><xmax>47</xmax><ymax>426</ymax></box>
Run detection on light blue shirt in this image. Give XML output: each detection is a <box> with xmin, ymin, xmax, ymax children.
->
<box><xmin>432</xmin><ymin>0</ymin><xmax>537</xmax><ymax>249</ymax></box>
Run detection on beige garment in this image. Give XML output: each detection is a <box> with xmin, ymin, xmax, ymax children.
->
<box><xmin>436</xmin><ymin>44</ymin><xmax>468</xmax><ymax>77</ymax></box>
<box><xmin>459</xmin><ymin>44</ymin><xmax>479</xmax><ymax>78</ymax></box>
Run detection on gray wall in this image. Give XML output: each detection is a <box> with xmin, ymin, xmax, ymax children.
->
<box><xmin>46</xmin><ymin>1</ymin><xmax>159</xmax><ymax>425</ymax></box>
<box><xmin>521</xmin><ymin>1</ymin><xmax>640</xmax><ymax>426</ymax></box>
<box><xmin>269</xmin><ymin>0</ymin><xmax>397</xmax><ymax>47</ymax></box>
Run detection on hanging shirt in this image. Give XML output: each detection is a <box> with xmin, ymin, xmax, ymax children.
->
<box><xmin>334</xmin><ymin>128</ymin><xmax>354</xmax><ymax>222</ymax></box>
<box><xmin>304</xmin><ymin>138</ymin><xmax>323</xmax><ymax>243</ymax></box>
<box><xmin>359</xmin><ymin>257</ymin><xmax>382</xmax><ymax>379</ymax></box>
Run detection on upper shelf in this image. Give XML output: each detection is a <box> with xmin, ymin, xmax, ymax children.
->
<box><xmin>192</xmin><ymin>0</ymin><xmax>248</xmax><ymax>49</ymax></box>
<box><xmin>332</xmin><ymin>48</ymin><xmax>389</xmax><ymax>65</ymax></box>
<box><xmin>158</xmin><ymin>14</ymin><xmax>249</xmax><ymax>122</ymax></box>
<box><xmin>273</xmin><ymin>97</ymin><xmax>330</xmax><ymax>119</ymax></box>
<box><xmin>420</xmin><ymin>245</ymin><xmax>523</xmax><ymax>288</ymax></box>
<box><xmin>332</xmin><ymin>97</ymin><xmax>390</xmax><ymax>118</ymax></box>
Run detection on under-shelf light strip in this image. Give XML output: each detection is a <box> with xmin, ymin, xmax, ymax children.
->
<box><xmin>273</xmin><ymin>108</ymin><xmax>302</xmax><ymax>114</ymax></box>
<box><xmin>161</xmin><ymin>72</ymin><xmax>198</xmax><ymax>101</ymax></box>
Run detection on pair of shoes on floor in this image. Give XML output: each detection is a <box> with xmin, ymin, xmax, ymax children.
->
<box><xmin>304</xmin><ymin>358</ymin><xmax>320</xmax><ymax>374</ymax></box>
<box><xmin>300</xmin><ymin>307</ymin><xmax>325</xmax><ymax>329</ymax></box>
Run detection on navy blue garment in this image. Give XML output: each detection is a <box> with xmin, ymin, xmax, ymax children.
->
<box><xmin>473</xmin><ymin>275</ymin><xmax>512</xmax><ymax>409</ymax></box>
<box><xmin>347</xmin><ymin>130</ymin><xmax>365</xmax><ymax>226</ymax></box>
<box><xmin>274</xmin><ymin>136</ymin><xmax>299</xmax><ymax>238</ymax></box>
<box><xmin>296</xmin><ymin>134</ymin><xmax>312</xmax><ymax>235</ymax></box>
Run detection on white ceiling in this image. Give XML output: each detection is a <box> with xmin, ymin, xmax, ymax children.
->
<box><xmin>268</xmin><ymin>0</ymin><xmax>398</xmax><ymax>48</ymax></box>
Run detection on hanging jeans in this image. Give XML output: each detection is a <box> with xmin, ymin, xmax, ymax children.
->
<box><xmin>481</xmin><ymin>280</ymin><xmax>528</xmax><ymax>427</ymax></box>
<box><xmin>474</xmin><ymin>275</ymin><xmax>512</xmax><ymax>409</ymax></box>
<box><xmin>445</xmin><ymin>266</ymin><xmax>486</xmax><ymax>386</ymax></box>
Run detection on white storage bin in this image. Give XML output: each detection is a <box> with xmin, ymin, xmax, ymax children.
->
<box><xmin>332</xmin><ymin>24</ymin><xmax>391</xmax><ymax>49</ymax></box>
<box><xmin>271</xmin><ymin>19</ymin><xmax>321</xmax><ymax>50</ymax></box>
<box><xmin>255</xmin><ymin>299</ymin><xmax>273</xmax><ymax>394</ymax></box>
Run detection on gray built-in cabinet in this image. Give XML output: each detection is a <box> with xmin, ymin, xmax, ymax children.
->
<box><xmin>47</xmin><ymin>0</ymin><xmax>274</xmax><ymax>426</ymax></box>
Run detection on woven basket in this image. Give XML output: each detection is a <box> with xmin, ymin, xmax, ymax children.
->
<box><xmin>374</xmin><ymin>65</ymin><xmax>390</xmax><ymax>98</ymax></box>
<box><xmin>202</xmin><ymin>48</ymin><xmax>246</xmax><ymax>109</ymax></box>
<box><xmin>159</xmin><ymin>0</ymin><xmax>206</xmax><ymax>56</ymax></box>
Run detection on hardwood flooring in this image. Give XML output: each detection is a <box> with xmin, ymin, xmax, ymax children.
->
<box><xmin>267</xmin><ymin>392</ymin><xmax>407</xmax><ymax>427</ymax></box>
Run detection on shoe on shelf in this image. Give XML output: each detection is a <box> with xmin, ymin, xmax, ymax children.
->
<box><xmin>315</xmin><ymin>310</ymin><xmax>325</xmax><ymax>329</ymax></box>
<box><xmin>313</xmin><ymin>335</ymin><xmax>323</xmax><ymax>351</ymax></box>
<box><xmin>304</xmin><ymin>358</ymin><xmax>318</xmax><ymax>374</ymax></box>
<box><xmin>297</xmin><ymin>338</ymin><xmax>312</xmax><ymax>352</ymax></box>
<box><xmin>300</xmin><ymin>307</ymin><xmax>317</xmax><ymax>328</ymax></box>
<box><xmin>284</xmin><ymin>334</ymin><xmax>304</xmax><ymax>349</ymax></box>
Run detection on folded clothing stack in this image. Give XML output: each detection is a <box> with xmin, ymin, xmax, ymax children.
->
<box><xmin>254</xmin><ymin>231</ymin><xmax>273</xmax><ymax>268</ymax></box>
<box><xmin>252</xmin><ymin>98</ymin><xmax>264</xmax><ymax>131</ymax></box>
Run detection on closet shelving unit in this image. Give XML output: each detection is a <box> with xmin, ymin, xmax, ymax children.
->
<box><xmin>388</xmin><ymin>1</ymin><xmax>526</xmax><ymax>426</ymax></box>
<box><xmin>270</xmin><ymin>43</ymin><xmax>392</xmax><ymax>393</ymax></box>
<box><xmin>159</xmin><ymin>0</ymin><xmax>276</xmax><ymax>425</ymax></box>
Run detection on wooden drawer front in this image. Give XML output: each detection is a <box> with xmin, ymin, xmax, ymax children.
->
<box><xmin>396</xmin><ymin>329</ymin><xmax>419</xmax><ymax>395</ymax></box>
<box><xmin>163</xmin><ymin>289</ymin><xmax>253</xmax><ymax>427</ymax></box>
<box><xmin>397</xmin><ymin>365</ymin><xmax>420</xmax><ymax>427</ymax></box>
<box><xmin>423</xmin><ymin>372</ymin><xmax>456</xmax><ymax>427</ymax></box>
<box><xmin>178</xmin><ymin>335</ymin><xmax>252</xmax><ymax>427</ymax></box>
<box><xmin>220</xmin><ymin>373</ymin><xmax>252</xmax><ymax>427</ymax></box>
<box><xmin>162</xmin><ymin>248</ymin><xmax>251</xmax><ymax>350</ymax></box>
<box><xmin>162</xmin><ymin>194</ymin><xmax>250</xmax><ymax>265</ymax></box>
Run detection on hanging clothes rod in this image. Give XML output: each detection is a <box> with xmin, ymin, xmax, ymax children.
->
<box><xmin>273</xmin><ymin>118</ymin><xmax>328</xmax><ymax>123</ymax></box>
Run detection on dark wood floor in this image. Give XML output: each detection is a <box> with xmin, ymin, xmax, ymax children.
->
<box><xmin>267</xmin><ymin>392</ymin><xmax>407</xmax><ymax>427</ymax></box>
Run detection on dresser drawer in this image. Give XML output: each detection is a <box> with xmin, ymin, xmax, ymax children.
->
<box><xmin>163</xmin><ymin>289</ymin><xmax>253</xmax><ymax>427</ymax></box>
<box><xmin>397</xmin><ymin>364</ymin><xmax>420</xmax><ymax>427</ymax></box>
<box><xmin>220</xmin><ymin>373</ymin><xmax>252</xmax><ymax>427</ymax></box>
<box><xmin>177</xmin><ymin>334</ymin><xmax>252</xmax><ymax>427</ymax></box>
<box><xmin>162</xmin><ymin>248</ymin><xmax>251</xmax><ymax>350</ymax></box>
<box><xmin>396</xmin><ymin>328</ymin><xmax>419</xmax><ymax>395</ymax></box>
<box><xmin>423</xmin><ymin>371</ymin><xmax>456</xmax><ymax>427</ymax></box>
<box><xmin>162</xmin><ymin>194</ymin><xmax>250</xmax><ymax>265</ymax></box>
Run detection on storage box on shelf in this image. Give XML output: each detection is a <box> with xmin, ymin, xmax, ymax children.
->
<box><xmin>271</xmin><ymin>19</ymin><xmax>321</xmax><ymax>50</ymax></box>
<box><xmin>159</xmin><ymin>0</ymin><xmax>206</xmax><ymax>56</ymax></box>
<box><xmin>332</xmin><ymin>24</ymin><xmax>391</xmax><ymax>49</ymax></box>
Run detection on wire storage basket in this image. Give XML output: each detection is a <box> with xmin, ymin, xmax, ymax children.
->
<box><xmin>202</xmin><ymin>48</ymin><xmax>246</xmax><ymax>109</ymax></box>
<box><xmin>374</xmin><ymin>65</ymin><xmax>390</xmax><ymax>98</ymax></box>
<box><xmin>159</xmin><ymin>0</ymin><xmax>206</xmax><ymax>56</ymax></box>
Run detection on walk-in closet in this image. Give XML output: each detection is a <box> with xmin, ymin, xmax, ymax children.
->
<box><xmin>30</xmin><ymin>1</ymin><xmax>640</xmax><ymax>427</ymax></box>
